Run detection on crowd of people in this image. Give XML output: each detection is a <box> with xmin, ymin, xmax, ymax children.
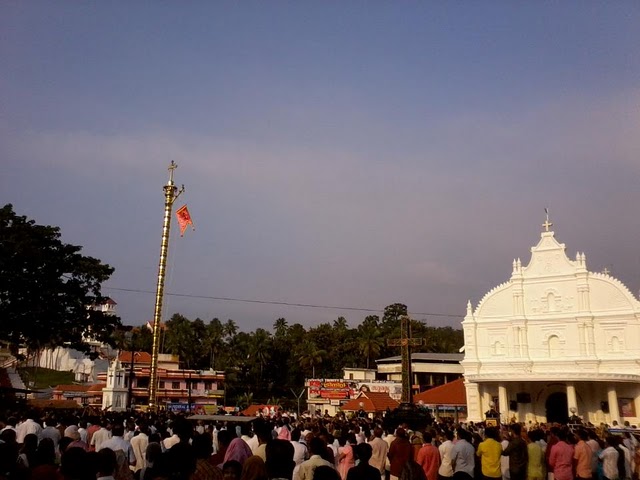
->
<box><xmin>0</xmin><ymin>406</ymin><xmax>639</xmax><ymax>480</ymax></box>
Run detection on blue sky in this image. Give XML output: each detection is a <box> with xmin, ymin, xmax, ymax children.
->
<box><xmin>2</xmin><ymin>2</ymin><xmax>639</xmax><ymax>331</ymax></box>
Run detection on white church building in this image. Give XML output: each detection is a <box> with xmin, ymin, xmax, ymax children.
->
<box><xmin>462</xmin><ymin>222</ymin><xmax>640</xmax><ymax>425</ymax></box>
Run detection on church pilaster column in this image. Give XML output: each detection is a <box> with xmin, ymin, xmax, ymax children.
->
<box><xmin>498</xmin><ymin>384</ymin><xmax>509</xmax><ymax>422</ymax></box>
<box><xmin>587</xmin><ymin>321</ymin><xmax>596</xmax><ymax>356</ymax></box>
<box><xmin>566</xmin><ymin>383</ymin><xmax>578</xmax><ymax>416</ymax></box>
<box><xmin>608</xmin><ymin>386</ymin><xmax>620</xmax><ymax>425</ymax></box>
<box><xmin>578</xmin><ymin>323</ymin><xmax>586</xmax><ymax>355</ymax></box>
<box><xmin>513</xmin><ymin>327</ymin><xmax>521</xmax><ymax>357</ymax></box>
<box><xmin>520</xmin><ymin>325</ymin><xmax>529</xmax><ymax>357</ymax></box>
<box><xmin>482</xmin><ymin>389</ymin><xmax>492</xmax><ymax>413</ymax></box>
<box><xmin>465</xmin><ymin>381</ymin><xmax>482</xmax><ymax>423</ymax></box>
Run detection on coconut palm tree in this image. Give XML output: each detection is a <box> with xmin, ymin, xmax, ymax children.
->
<box><xmin>250</xmin><ymin>328</ymin><xmax>272</xmax><ymax>379</ymax></box>
<box><xmin>297</xmin><ymin>340</ymin><xmax>327</xmax><ymax>378</ymax></box>
<box><xmin>357</xmin><ymin>321</ymin><xmax>383</xmax><ymax>369</ymax></box>
<box><xmin>273</xmin><ymin>318</ymin><xmax>289</xmax><ymax>338</ymax></box>
<box><xmin>223</xmin><ymin>319</ymin><xmax>238</xmax><ymax>340</ymax></box>
<box><xmin>205</xmin><ymin>318</ymin><xmax>225</xmax><ymax>369</ymax></box>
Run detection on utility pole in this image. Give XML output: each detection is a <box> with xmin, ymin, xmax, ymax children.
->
<box><xmin>148</xmin><ymin>161</ymin><xmax>184</xmax><ymax>411</ymax></box>
<box><xmin>291</xmin><ymin>388</ymin><xmax>306</xmax><ymax>418</ymax></box>
<box><xmin>188</xmin><ymin>370</ymin><xmax>192</xmax><ymax>412</ymax></box>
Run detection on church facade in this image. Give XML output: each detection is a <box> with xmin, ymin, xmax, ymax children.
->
<box><xmin>462</xmin><ymin>225</ymin><xmax>640</xmax><ymax>425</ymax></box>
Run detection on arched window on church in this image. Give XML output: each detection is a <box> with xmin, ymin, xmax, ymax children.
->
<box><xmin>611</xmin><ymin>336</ymin><xmax>622</xmax><ymax>352</ymax></box>
<box><xmin>548</xmin><ymin>335</ymin><xmax>561</xmax><ymax>358</ymax></box>
<box><xmin>547</xmin><ymin>292</ymin><xmax>556</xmax><ymax>312</ymax></box>
<box><xmin>492</xmin><ymin>340</ymin><xmax>504</xmax><ymax>356</ymax></box>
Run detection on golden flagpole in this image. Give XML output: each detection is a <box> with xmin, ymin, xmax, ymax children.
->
<box><xmin>148</xmin><ymin>161</ymin><xmax>183</xmax><ymax>411</ymax></box>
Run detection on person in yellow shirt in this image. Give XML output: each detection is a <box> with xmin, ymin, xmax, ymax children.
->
<box><xmin>477</xmin><ymin>427</ymin><xmax>503</xmax><ymax>480</ymax></box>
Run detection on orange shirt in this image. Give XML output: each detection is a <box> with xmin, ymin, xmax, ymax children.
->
<box><xmin>574</xmin><ymin>440</ymin><xmax>593</xmax><ymax>479</ymax></box>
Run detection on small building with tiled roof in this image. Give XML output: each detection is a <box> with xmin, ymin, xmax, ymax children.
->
<box><xmin>413</xmin><ymin>378</ymin><xmax>466</xmax><ymax>406</ymax></box>
<box><xmin>52</xmin><ymin>383</ymin><xmax>105</xmax><ymax>408</ymax></box>
<box><xmin>413</xmin><ymin>378</ymin><xmax>467</xmax><ymax>421</ymax></box>
<box><xmin>29</xmin><ymin>399</ymin><xmax>82</xmax><ymax>409</ymax></box>
<box><xmin>118</xmin><ymin>351</ymin><xmax>152</xmax><ymax>365</ymax></box>
<box><xmin>341</xmin><ymin>391</ymin><xmax>399</xmax><ymax>414</ymax></box>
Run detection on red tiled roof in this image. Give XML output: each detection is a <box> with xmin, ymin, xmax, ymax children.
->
<box><xmin>87</xmin><ymin>383</ymin><xmax>106</xmax><ymax>392</ymax></box>
<box><xmin>119</xmin><ymin>351</ymin><xmax>152</xmax><ymax>364</ymax></box>
<box><xmin>413</xmin><ymin>378</ymin><xmax>466</xmax><ymax>406</ymax></box>
<box><xmin>341</xmin><ymin>392</ymin><xmax>399</xmax><ymax>413</ymax></box>
<box><xmin>28</xmin><ymin>399</ymin><xmax>83</xmax><ymax>409</ymax></box>
<box><xmin>53</xmin><ymin>384</ymin><xmax>91</xmax><ymax>393</ymax></box>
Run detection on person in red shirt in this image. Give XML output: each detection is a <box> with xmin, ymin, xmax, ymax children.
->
<box><xmin>548</xmin><ymin>429</ymin><xmax>574</xmax><ymax>480</ymax></box>
<box><xmin>388</xmin><ymin>428</ymin><xmax>413</xmax><ymax>480</ymax></box>
<box><xmin>415</xmin><ymin>433</ymin><xmax>440</xmax><ymax>480</ymax></box>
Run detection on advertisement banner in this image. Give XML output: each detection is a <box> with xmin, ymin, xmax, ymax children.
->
<box><xmin>307</xmin><ymin>379</ymin><xmax>352</xmax><ymax>399</ymax></box>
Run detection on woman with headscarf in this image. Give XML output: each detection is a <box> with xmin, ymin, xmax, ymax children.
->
<box><xmin>223</xmin><ymin>438</ymin><xmax>253</xmax><ymax>467</ymax></box>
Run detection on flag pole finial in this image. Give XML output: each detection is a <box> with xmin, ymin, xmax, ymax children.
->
<box><xmin>167</xmin><ymin>161</ymin><xmax>178</xmax><ymax>184</ymax></box>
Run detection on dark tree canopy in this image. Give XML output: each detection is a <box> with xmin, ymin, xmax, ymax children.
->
<box><xmin>0</xmin><ymin>204</ymin><xmax>121</xmax><ymax>352</ymax></box>
<box><xmin>134</xmin><ymin>302</ymin><xmax>464</xmax><ymax>407</ymax></box>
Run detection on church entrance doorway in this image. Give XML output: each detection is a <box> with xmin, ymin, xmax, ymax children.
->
<box><xmin>546</xmin><ymin>392</ymin><xmax>569</xmax><ymax>423</ymax></box>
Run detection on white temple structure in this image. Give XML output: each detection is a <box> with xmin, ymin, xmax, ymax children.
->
<box><xmin>462</xmin><ymin>219</ymin><xmax>640</xmax><ymax>425</ymax></box>
<box><xmin>101</xmin><ymin>358</ymin><xmax>128</xmax><ymax>412</ymax></box>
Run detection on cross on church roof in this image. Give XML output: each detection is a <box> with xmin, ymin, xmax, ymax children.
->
<box><xmin>542</xmin><ymin>208</ymin><xmax>553</xmax><ymax>232</ymax></box>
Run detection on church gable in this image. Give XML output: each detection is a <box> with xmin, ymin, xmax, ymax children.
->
<box><xmin>522</xmin><ymin>232</ymin><xmax>577</xmax><ymax>278</ymax></box>
<box><xmin>589</xmin><ymin>273</ymin><xmax>639</xmax><ymax>312</ymax></box>
<box><xmin>475</xmin><ymin>282</ymin><xmax>512</xmax><ymax>318</ymax></box>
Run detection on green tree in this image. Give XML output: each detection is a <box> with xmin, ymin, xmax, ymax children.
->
<box><xmin>273</xmin><ymin>318</ymin><xmax>289</xmax><ymax>338</ymax></box>
<box><xmin>164</xmin><ymin>313</ymin><xmax>200</xmax><ymax>367</ymax></box>
<box><xmin>205</xmin><ymin>318</ymin><xmax>225</xmax><ymax>370</ymax></box>
<box><xmin>357</xmin><ymin>316</ymin><xmax>383</xmax><ymax>368</ymax></box>
<box><xmin>297</xmin><ymin>340</ymin><xmax>327</xmax><ymax>378</ymax></box>
<box><xmin>223</xmin><ymin>319</ymin><xmax>238</xmax><ymax>340</ymax></box>
<box><xmin>0</xmin><ymin>204</ymin><xmax>121</xmax><ymax>354</ymax></box>
<box><xmin>250</xmin><ymin>328</ymin><xmax>272</xmax><ymax>380</ymax></box>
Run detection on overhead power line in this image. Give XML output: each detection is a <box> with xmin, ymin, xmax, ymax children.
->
<box><xmin>104</xmin><ymin>286</ymin><xmax>461</xmax><ymax>318</ymax></box>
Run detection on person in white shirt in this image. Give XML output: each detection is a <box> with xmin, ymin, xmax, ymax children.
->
<box><xmin>501</xmin><ymin>436</ymin><xmax>511</xmax><ymax>480</ymax></box>
<box><xmin>78</xmin><ymin>420</ymin><xmax>88</xmax><ymax>444</ymax></box>
<box><xmin>91</xmin><ymin>421</ymin><xmax>113</xmax><ymax>452</ymax></box>
<box><xmin>438</xmin><ymin>430</ymin><xmax>455</xmax><ymax>480</ymax></box>
<box><xmin>130</xmin><ymin>424</ymin><xmax>149</xmax><ymax>475</ymax></box>
<box><xmin>241</xmin><ymin>423</ymin><xmax>259</xmax><ymax>453</ymax></box>
<box><xmin>100</xmin><ymin>424</ymin><xmax>136</xmax><ymax>468</ymax></box>
<box><xmin>123</xmin><ymin>421</ymin><xmax>136</xmax><ymax>442</ymax></box>
<box><xmin>291</xmin><ymin>428</ymin><xmax>309</xmax><ymax>466</ymax></box>
<box><xmin>295</xmin><ymin>437</ymin><xmax>335</xmax><ymax>480</ymax></box>
<box><xmin>384</xmin><ymin>428</ymin><xmax>396</xmax><ymax>477</ymax></box>
<box><xmin>599</xmin><ymin>437</ymin><xmax>620</xmax><ymax>480</ymax></box>
<box><xmin>16</xmin><ymin>414</ymin><xmax>42</xmax><ymax>444</ymax></box>
<box><xmin>369</xmin><ymin>428</ymin><xmax>389</xmax><ymax>480</ymax></box>
<box><xmin>162</xmin><ymin>431</ymin><xmax>180</xmax><ymax>450</ymax></box>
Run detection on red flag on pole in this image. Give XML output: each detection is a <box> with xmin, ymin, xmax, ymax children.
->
<box><xmin>176</xmin><ymin>205</ymin><xmax>195</xmax><ymax>236</ymax></box>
